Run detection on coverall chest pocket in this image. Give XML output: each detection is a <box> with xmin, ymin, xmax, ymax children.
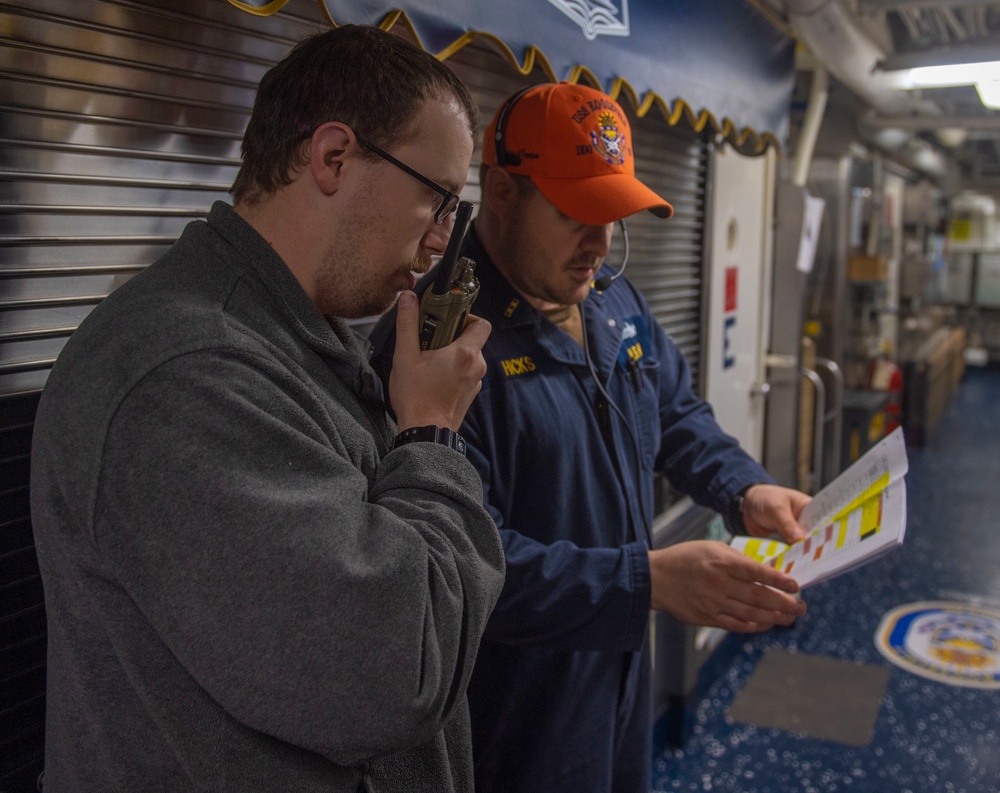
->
<box><xmin>624</xmin><ymin>357</ymin><xmax>660</xmax><ymax>469</ymax></box>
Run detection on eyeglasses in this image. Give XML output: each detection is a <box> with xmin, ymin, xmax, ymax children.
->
<box><xmin>358</xmin><ymin>138</ymin><xmax>460</xmax><ymax>225</ymax></box>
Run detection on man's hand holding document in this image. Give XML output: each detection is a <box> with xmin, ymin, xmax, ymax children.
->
<box><xmin>731</xmin><ymin>427</ymin><xmax>908</xmax><ymax>589</ymax></box>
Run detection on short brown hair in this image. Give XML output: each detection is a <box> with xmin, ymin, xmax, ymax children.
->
<box><xmin>232</xmin><ymin>25</ymin><xmax>479</xmax><ymax>205</ymax></box>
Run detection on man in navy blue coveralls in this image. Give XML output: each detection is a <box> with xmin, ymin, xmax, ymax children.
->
<box><xmin>370</xmin><ymin>82</ymin><xmax>811</xmax><ymax>793</ymax></box>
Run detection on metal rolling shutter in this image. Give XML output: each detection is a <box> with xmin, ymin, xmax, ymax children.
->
<box><xmin>0</xmin><ymin>16</ymin><xmax>709</xmax><ymax>399</ymax></box>
<box><xmin>0</xmin><ymin>0</ymin><xmax>328</xmax><ymax>398</ymax></box>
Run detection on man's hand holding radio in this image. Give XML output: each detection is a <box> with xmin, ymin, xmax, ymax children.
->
<box><xmin>389</xmin><ymin>290</ymin><xmax>491</xmax><ymax>432</ymax></box>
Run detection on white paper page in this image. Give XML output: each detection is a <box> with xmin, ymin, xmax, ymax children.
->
<box><xmin>799</xmin><ymin>426</ymin><xmax>908</xmax><ymax>534</ymax></box>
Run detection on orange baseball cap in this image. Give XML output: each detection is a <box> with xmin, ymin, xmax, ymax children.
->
<box><xmin>482</xmin><ymin>82</ymin><xmax>673</xmax><ymax>225</ymax></box>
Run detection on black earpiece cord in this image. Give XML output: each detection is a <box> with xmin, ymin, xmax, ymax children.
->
<box><xmin>580</xmin><ymin>301</ymin><xmax>652</xmax><ymax>547</ymax></box>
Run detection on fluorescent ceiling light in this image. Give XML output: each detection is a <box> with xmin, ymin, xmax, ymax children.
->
<box><xmin>977</xmin><ymin>80</ymin><xmax>1000</xmax><ymax>110</ymax></box>
<box><xmin>899</xmin><ymin>61</ymin><xmax>1000</xmax><ymax>108</ymax></box>
<box><xmin>900</xmin><ymin>61</ymin><xmax>1000</xmax><ymax>88</ymax></box>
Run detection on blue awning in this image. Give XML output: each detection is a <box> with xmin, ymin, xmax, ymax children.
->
<box><xmin>226</xmin><ymin>0</ymin><xmax>795</xmax><ymax>154</ymax></box>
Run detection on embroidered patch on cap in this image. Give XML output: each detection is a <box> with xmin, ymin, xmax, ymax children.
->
<box><xmin>590</xmin><ymin>111</ymin><xmax>626</xmax><ymax>165</ymax></box>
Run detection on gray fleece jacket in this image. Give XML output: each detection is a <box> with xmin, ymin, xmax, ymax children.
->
<box><xmin>30</xmin><ymin>201</ymin><xmax>504</xmax><ymax>793</ymax></box>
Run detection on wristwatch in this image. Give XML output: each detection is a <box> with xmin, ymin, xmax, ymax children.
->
<box><xmin>392</xmin><ymin>425</ymin><xmax>467</xmax><ymax>456</ymax></box>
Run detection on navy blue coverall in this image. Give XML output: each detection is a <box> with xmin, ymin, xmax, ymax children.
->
<box><xmin>370</xmin><ymin>226</ymin><xmax>772</xmax><ymax>792</ymax></box>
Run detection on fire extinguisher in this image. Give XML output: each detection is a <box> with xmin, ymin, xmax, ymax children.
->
<box><xmin>866</xmin><ymin>342</ymin><xmax>903</xmax><ymax>433</ymax></box>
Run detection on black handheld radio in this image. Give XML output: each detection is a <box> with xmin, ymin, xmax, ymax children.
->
<box><xmin>418</xmin><ymin>200</ymin><xmax>480</xmax><ymax>350</ymax></box>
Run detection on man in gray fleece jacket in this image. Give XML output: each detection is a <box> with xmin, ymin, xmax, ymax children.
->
<box><xmin>30</xmin><ymin>25</ymin><xmax>504</xmax><ymax>793</ymax></box>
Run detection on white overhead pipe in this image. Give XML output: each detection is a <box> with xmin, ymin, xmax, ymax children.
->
<box><xmin>792</xmin><ymin>65</ymin><xmax>829</xmax><ymax>187</ymax></box>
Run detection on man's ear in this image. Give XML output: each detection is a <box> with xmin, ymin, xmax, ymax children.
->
<box><xmin>482</xmin><ymin>165</ymin><xmax>520</xmax><ymax>218</ymax></box>
<box><xmin>309</xmin><ymin>122</ymin><xmax>354</xmax><ymax>195</ymax></box>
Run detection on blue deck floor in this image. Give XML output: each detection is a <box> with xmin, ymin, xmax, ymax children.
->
<box><xmin>651</xmin><ymin>365</ymin><xmax>1000</xmax><ymax>793</ymax></box>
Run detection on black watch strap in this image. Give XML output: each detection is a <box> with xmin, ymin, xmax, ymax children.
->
<box><xmin>392</xmin><ymin>425</ymin><xmax>467</xmax><ymax>456</ymax></box>
<box><xmin>728</xmin><ymin>484</ymin><xmax>758</xmax><ymax>534</ymax></box>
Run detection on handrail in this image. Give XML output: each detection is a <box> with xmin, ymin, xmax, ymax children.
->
<box><xmin>815</xmin><ymin>357</ymin><xmax>843</xmax><ymax>479</ymax></box>
<box><xmin>801</xmin><ymin>366</ymin><xmax>826</xmax><ymax>495</ymax></box>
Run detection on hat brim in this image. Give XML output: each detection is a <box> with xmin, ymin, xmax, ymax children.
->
<box><xmin>531</xmin><ymin>173</ymin><xmax>674</xmax><ymax>225</ymax></box>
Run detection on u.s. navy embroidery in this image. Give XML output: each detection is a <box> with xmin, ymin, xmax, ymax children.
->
<box><xmin>500</xmin><ymin>356</ymin><xmax>536</xmax><ymax>378</ymax></box>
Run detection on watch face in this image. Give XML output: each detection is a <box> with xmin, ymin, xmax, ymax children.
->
<box><xmin>435</xmin><ymin>427</ymin><xmax>466</xmax><ymax>455</ymax></box>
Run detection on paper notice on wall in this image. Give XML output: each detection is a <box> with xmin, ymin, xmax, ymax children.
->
<box><xmin>796</xmin><ymin>194</ymin><xmax>825</xmax><ymax>274</ymax></box>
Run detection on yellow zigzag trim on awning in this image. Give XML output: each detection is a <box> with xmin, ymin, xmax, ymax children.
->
<box><xmin>225</xmin><ymin>0</ymin><xmax>782</xmax><ymax>155</ymax></box>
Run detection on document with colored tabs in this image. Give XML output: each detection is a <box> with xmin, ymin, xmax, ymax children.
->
<box><xmin>730</xmin><ymin>426</ymin><xmax>908</xmax><ymax>589</ymax></box>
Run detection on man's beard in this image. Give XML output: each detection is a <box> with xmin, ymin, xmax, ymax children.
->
<box><xmin>313</xmin><ymin>209</ymin><xmax>429</xmax><ymax>319</ymax></box>
<box><xmin>315</xmin><ymin>251</ymin><xmax>429</xmax><ymax>319</ymax></box>
<box><xmin>497</xmin><ymin>208</ymin><xmax>598</xmax><ymax>308</ymax></box>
